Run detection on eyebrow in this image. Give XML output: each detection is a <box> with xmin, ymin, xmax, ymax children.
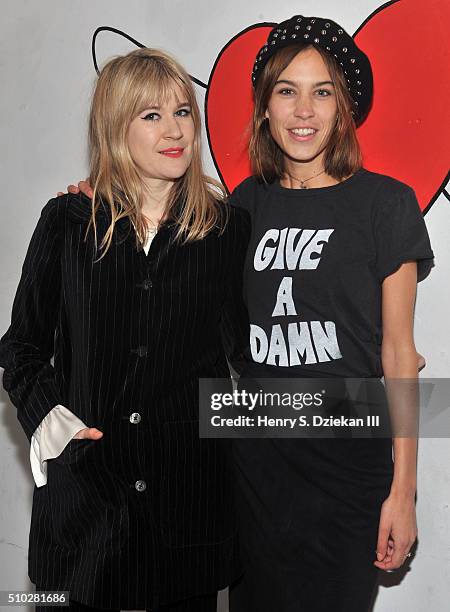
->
<box><xmin>274</xmin><ymin>79</ymin><xmax>334</xmax><ymax>88</ymax></box>
<box><xmin>141</xmin><ymin>101</ymin><xmax>191</xmax><ymax>111</ymax></box>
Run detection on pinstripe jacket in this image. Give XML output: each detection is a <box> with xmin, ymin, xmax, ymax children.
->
<box><xmin>0</xmin><ymin>193</ymin><xmax>250</xmax><ymax>609</ymax></box>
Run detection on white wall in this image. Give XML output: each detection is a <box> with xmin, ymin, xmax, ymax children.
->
<box><xmin>0</xmin><ymin>1</ymin><xmax>448</xmax><ymax>610</ymax></box>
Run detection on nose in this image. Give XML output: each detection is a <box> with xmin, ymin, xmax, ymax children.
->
<box><xmin>293</xmin><ymin>93</ymin><xmax>314</xmax><ymax>119</ymax></box>
<box><xmin>163</xmin><ymin>115</ymin><xmax>183</xmax><ymax>140</ymax></box>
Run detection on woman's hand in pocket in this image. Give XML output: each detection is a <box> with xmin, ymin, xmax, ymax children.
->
<box><xmin>73</xmin><ymin>427</ymin><xmax>103</xmax><ymax>440</ymax></box>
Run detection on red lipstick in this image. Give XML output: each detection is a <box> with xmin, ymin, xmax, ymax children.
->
<box><xmin>160</xmin><ymin>147</ymin><xmax>184</xmax><ymax>158</ymax></box>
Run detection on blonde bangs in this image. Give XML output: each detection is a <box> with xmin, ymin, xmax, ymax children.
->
<box><xmin>131</xmin><ymin>60</ymin><xmax>191</xmax><ymax>116</ymax></box>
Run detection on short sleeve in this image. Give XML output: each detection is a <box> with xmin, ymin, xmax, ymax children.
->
<box><xmin>219</xmin><ymin>206</ymin><xmax>250</xmax><ymax>375</ymax></box>
<box><xmin>229</xmin><ymin>176</ymin><xmax>257</xmax><ymax>215</ymax></box>
<box><xmin>373</xmin><ymin>185</ymin><xmax>434</xmax><ymax>282</ymax></box>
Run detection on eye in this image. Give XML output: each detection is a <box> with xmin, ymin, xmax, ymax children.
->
<box><xmin>142</xmin><ymin>112</ymin><xmax>160</xmax><ymax>121</ymax></box>
<box><xmin>278</xmin><ymin>88</ymin><xmax>295</xmax><ymax>96</ymax></box>
<box><xmin>315</xmin><ymin>89</ymin><xmax>332</xmax><ymax>97</ymax></box>
<box><xmin>175</xmin><ymin>107</ymin><xmax>191</xmax><ymax>117</ymax></box>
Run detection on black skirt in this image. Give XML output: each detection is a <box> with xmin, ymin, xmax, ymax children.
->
<box><xmin>229</xmin><ymin>368</ymin><xmax>394</xmax><ymax>612</ymax></box>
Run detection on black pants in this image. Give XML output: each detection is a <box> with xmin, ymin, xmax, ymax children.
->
<box><xmin>35</xmin><ymin>592</ymin><xmax>217</xmax><ymax>612</ymax></box>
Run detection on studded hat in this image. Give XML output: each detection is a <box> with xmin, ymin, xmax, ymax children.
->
<box><xmin>252</xmin><ymin>15</ymin><xmax>373</xmax><ymax>124</ymax></box>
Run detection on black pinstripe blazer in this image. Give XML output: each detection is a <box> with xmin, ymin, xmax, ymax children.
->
<box><xmin>0</xmin><ymin>193</ymin><xmax>250</xmax><ymax>609</ymax></box>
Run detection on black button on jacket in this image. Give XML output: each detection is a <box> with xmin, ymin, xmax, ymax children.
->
<box><xmin>0</xmin><ymin>193</ymin><xmax>250</xmax><ymax>610</ymax></box>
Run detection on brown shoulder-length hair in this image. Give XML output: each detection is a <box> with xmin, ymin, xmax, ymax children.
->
<box><xmin>88</xmin><ymin>47</ymin><xmax>226</xmax><ymax>256</ymax></box>
<box><xmin>249</xmin><ymin>44</ymin><xmax>362</xmax><ymax>182</ymax></box>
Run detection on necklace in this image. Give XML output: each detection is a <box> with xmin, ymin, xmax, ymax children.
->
<box><xmin>285</xmin><ymin>168</ymin><xmax>326</xmax><ymax>189</ymax></box>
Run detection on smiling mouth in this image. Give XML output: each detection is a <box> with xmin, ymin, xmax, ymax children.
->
<box><xmin>289</xmin><ymin>128</ymin><xmax>318</xmax><ymax>142</ymax></box>
<box><xmin>159</xmin><ymin>148</ymin><xmax>184</xmax><ymax>157</ymax></box>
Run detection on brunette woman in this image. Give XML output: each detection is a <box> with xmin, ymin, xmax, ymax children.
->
<box><xmin>228</xmin><ymin>15</ymin><xmax>434</xmax><ymax>612</ymax></box>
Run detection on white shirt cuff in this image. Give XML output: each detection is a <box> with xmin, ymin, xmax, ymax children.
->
<box><xmin>30</xmin><ymin>405</ymin><xmax>87</xmax><ymax>487</ymax></box>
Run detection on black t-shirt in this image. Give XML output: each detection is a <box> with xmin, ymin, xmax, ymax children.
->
<box><xmin>230</xmin><ymin>168</ymin><xmax>434</xmax><ymax>377</ymax></box>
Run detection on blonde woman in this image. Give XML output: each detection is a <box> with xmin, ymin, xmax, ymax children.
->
<box><xmin>0</xmin><ymin>48</ymin><xmax>249</xmax><ymax>612</ymax></box>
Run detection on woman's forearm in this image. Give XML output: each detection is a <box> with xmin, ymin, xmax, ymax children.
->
<box><xmin>381</xmin><ymin>341</ymin><xmax>418</xmax><ymax>379</ymax></box>
<box><xmin>391</xmin><ymin>437</ymin><xmax>417</xmax><ymax>496</ymax></box>
<box><xmin>382</xmin><ymin>343</ymin><xmax>419</xmax><ymax>497</ymax></box>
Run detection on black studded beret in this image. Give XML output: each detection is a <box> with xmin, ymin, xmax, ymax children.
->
<box><xmin>252</xmin><ymin>15</ymin><xmax>373</xmax><ymax>125</ymax></box>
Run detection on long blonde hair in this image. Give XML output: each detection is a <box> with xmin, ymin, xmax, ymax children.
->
<box><xmin>88</xmin><ymin>47</ymin><xmax>226</xmax><ymax>255</ymax></box>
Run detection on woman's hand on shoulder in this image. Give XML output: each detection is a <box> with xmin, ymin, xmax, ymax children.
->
<box><xmin>56</xmin><ymin>179</ymin><xmax>93</xmax><ymax>198</ymax></box>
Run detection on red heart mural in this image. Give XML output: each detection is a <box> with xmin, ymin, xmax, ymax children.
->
<box><xmin>205</xmin><ymin>0</ymin><xmax>450</xmax><ymax>212</ymax></box>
